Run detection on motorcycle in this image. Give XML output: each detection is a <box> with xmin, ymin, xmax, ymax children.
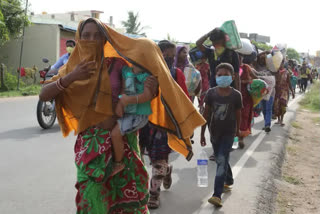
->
<box><xmin>36</xmin><ymin>58</ymin><xmax>57</xmax><ymax>129</ymax></box>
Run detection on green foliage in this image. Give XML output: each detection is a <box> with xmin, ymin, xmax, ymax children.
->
<box><xmin>283</xmin><ymin>175</ymin><xmax>302</xmax><ymax>185</ymax></box>
<box><xmin>299</xmin><ymin>81</ymin><xmax>320</xmax><ymax>112</ymax></box>
<box><xmin>166</xmin><ymin>33</ymin><xmax>178</xmax><ymax>43</ymax></box>
<box><xmin>121</xmin><ymin>11</ymin><xmax>147</xmax><ymax>36</ymax></box>
<box><xmin>0</xmin><ymin>10</ymin><xmax>9</xmax><ymax>46</ymax></box>
<box><xmin>3</xmin><ymin>71</ymin><xmax>24</xmax><ymax>90</ymax></box>
<box><xmin>287</xmin><ymin>48</ymin><xmax>301</xmax><ymax>62</ymax></box>
<box><xmin>0</xmin><ymin>0</ymin><xmax>30</xmax><ymax>47</ymax></box>
<box><xmin>0</xmin><ymin>84</ymin><xmax>41</xmax><ymax>97</ymax></box>
<box><xmin>189</xmin><ymin>43</ymin><xmax>196</xmax><ymax>49</ymax></box>
<box><xmin>251</xmin><ymin>40</ymin><xmax>272</xmax><ymax>51</ymax></box>
<box><xmin>291</xmin><ymin>121</ymin><xmax>302</xmax><ymax>129</ymax></box>
<box><xmin>20</xmin><ymin>84</ymin><xmax>41</xmax><ymax>96</ymax></box>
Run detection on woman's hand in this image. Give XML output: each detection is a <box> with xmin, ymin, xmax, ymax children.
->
<box><xmin>70</xmin><ymin>60</ymin><xmax>97</xmax><ymax>81</ymax></box>
<box><xmin>119</xmin><ymin>94</ymin><xmax>129</xmax><ymax>107</ymax></box>
<box><xmin>115</xmin><ymin>94</ymin><xmax>130</xmax><ymax>117</ymax></box>
<box><xmin>144</xmin><ymin>76</ymin><xmax>159</xmax><ymax>97</ymax></box>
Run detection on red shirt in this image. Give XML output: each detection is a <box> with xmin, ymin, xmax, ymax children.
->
<box><xmin>175</xmin><ymin>68</ymin><xmax>190</xmax><ymax>97</ymax></box>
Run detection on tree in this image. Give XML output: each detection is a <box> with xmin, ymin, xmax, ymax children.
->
<box><xmin>0</xmin><ymin>0</ymin><xmax>29</xmax><ymax>47</ymax></box>
<box><xmin>251</xmin><ymin>40</ymin><xmax>272</xmax><ymax>51</ymax></box>
<box><xmin>287</xmin><ymin>48</ymin><xmax>301</xmax><ymax>62</ymax></box>
<box><xmin>166</xmin><ymin>33</ymin><xmax>178</xmax><ymax>43</ymax></box>
<box><xmin>122</xmin><ymin>11</ymin><xmax>147</xmax><ymax>36</ymax></box>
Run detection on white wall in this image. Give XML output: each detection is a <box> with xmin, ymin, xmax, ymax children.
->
<box><xmin>0</xmin><ymin>24</ymin><xmax>60</xmax><ymax>72</ymax></box>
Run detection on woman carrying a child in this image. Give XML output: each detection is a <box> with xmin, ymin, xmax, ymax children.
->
<box><xmin>39</xmin><ymin>18</ymin><xmax>205</xmax><ymax>213</ymax></box>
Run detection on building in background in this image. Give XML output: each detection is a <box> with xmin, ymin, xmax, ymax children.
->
<box><xmin>240</xmin><ymin>32</ymin><xmax>271</xmax><ymax>44</ymax></box>
<box><xmin>0</xmin><ymin>10</ymin><xmax>115</xmax><ymax>74</ymax></box>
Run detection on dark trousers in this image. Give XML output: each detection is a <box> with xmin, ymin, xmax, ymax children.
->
<box><xmin>301</xmin><ymin>78</ymin><xmax>308</xmax><ymax>91</ymax></box>
<box><xmin>211</xmin><ymin>135</ymin><xmax>234</xmax><ymax>198</ymax></box>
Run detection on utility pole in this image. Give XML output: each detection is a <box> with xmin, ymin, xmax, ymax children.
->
<box><xmin>17</xmin><ymin>0</ymin><xmax>29</xmax><ymax>90</ymax></box>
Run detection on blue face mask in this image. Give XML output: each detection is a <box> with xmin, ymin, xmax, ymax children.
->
<box><xmin>216</xmin><ymin>76</ymin><xmax>233</xmax><ymax>88</ymax></box>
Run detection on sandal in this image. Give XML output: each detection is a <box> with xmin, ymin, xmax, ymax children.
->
<box><xmin>209</xmin><ymin>154</ymin><xmax>215</xmax><ymax>161</ymax></box>
<box><xmin>147</xmin><ymin>193</ymin><xmax>160</xmax><ymax>209</ymax></box>
<box><xmin>208</xmin><ymin>196</ymin><xmax>222</xmax><ymax>207</ymax></box>
<box><xmin>223</xmin><ymin>184</ymin><xmax>233</xmax><ymax>193</ymax></box>
<box><xmin>163</xmin><ymin>165</ymin><xmax>173</xmax><ymax>190</ymax></box>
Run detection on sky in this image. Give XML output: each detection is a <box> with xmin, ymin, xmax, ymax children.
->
<box><xmin>27</xmin><ymin>0</ymin><xmax>320</xmax><ymax>55</ymax></box>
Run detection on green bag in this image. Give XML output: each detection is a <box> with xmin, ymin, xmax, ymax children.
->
<box><xmin>247</xmin><ymin>79</ymin><xmax>268</xmax><ymax>107</ymax></box>
<box><xmin>220</xmin><ymin>20</ymin><xmax>242</xmax><ymax>50</ymax></box>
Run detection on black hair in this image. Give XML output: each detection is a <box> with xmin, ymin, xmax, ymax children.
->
<box><xmin>79</xmin><ymin>18</ymin><xmax>97</xmax><ymax>34</ymax></box>
<box><xmin>243</xmin><ymin>51</ymin><xmax>257</xmax><ymax>64</ymax></box>
<box><xmin>209</xmin><ymin>28</ymin><xmax>226</xmax><ymax>45</ymax></box>
<box><xmin>66</xmin><ymin>39</ymin><xmax>76</xmax><ymax>46</ymax></box>
<box><xmin>158</xmin><ymin>40</ymin><xmax>176</xmax><ymax>52</ymax></box>
<box><xmin>216</xmin><ymin>63</ymin><xmax>234</xmax><ymax>75</ymax></box>
<box><xmin>79</xmin><ymin>18</ymin><xmax>107</xmax><ymax>40</ymax></box>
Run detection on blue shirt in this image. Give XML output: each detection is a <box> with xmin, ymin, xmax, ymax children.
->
<box><xmin>51</xmin><ymin>53</ymin><xmax>70</xmax><ymax>70</ymax></box>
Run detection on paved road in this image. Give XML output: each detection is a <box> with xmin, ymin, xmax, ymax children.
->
<box><xmin>0</xmin><ymin>94</ymin><xmax>302</xmax><ymax>214</ymax></box>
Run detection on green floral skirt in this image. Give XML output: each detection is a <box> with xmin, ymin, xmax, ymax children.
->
<box><xmin>74</xmin><ymin>127</ymin><xmax>149</xmax><ymax>214</ymax></box>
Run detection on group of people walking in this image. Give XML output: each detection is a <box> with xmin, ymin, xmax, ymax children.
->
<box><xmin>39</xmin><ymin>17</ymin><xmax>313</xmax><ymax>213</ymax></box>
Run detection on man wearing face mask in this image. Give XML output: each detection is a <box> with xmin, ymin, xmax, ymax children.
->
<box><xmin>196</xmin><ymin>28</ymin><xmax>240</xmax><ymax>91</ymax></box>
<box><xmin>51</xmin><ymin>40</ymin><xmax>76</xmax><ymax>71</ymax></box>
<box><xmin>139</xmin><ymin>40</ymin><xmax>189</xmax><ymax>209</ymax></box>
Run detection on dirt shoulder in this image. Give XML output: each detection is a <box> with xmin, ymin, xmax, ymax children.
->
<box><xmin>275</xmin><ymin>109</ymin><xmax>320</xmax><ymax>214</ymax></box>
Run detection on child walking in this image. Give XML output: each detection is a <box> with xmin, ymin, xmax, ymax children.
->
<box><xmin>111</xmin><ymin>64</ymin><xmax>153</xmax><ymax>175</ymax></box>
<box><xmin>200</xmin><ymin>63</ymin><xmax>242</xmax><ymax>207</ymax></box>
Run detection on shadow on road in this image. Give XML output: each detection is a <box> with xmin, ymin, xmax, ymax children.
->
<box><xmin>0</xmin><ymin>125</ymin><xmax>60</xmax><ymax>141</ymax></box>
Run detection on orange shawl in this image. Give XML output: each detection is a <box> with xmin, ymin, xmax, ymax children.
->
<box><xmin>49</xmin><ymin>18</ymin><xmax>206</xmax><ymax>160</ymax></box>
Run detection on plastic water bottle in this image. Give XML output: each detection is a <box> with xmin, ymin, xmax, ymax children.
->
<box><xmin>197</xmin><ymin>150</ymin><xmax>208</xmax><ymax>187</ymax></box>
<box><xmin>232</xmin><ymin>137</ymin><xmax>239</xmax><ymax>149</ymax></box>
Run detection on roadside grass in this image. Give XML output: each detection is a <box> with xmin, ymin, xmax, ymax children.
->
<box><xmin>286</xmin><ymin>145</ymin><xmax>297</xmax><ymax>155</ymax></box>
<box><xmin>0</xmin><ymin>85</ymin><xmax>41</xmax><ymax>98</ymax></box>
<box><xmin>299</xmin><ymin>81</ymin><xmax>320</xmax><ymax>112</ymax></box>
<box><xmin>276</xmin><ymin>193</ymin><xmax>287</xmax><ymax>214</ymax></box>
<box><xmin>312</xmin><ymin>117</ymin><xmax>320</xmax><ymax>124</ymax></box>
<box><xmin>283</xmin><ymin>175</ymin><xmax>302</xmax><ymax>185</ymax></box>
<box><xmin>291</xmin><ymin>121</ymin><xmax>302</xmax><ymax>129</ymax></box>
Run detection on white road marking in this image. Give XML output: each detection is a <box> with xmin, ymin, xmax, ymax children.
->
<box><xmin>194</xmin><ymin>93</ymin><xmax>303</xmax><ymax>213</ymax></box>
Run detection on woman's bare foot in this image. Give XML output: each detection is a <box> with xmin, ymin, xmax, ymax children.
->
<box><xmin>111</xmin><ymin>162</ymin><xmax>125</xmax><ymax>176</ymax></box>
<box><xmin>275</xmin><ymin>121</ymin><xmax>281</xmax><ymax>124</ymax></box>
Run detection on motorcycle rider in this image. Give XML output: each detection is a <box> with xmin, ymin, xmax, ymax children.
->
<box><xmin>48</xmin><ymin>40</ymin><xmax>76</xmax><ymax>75</ymax></box>
<box><xmin>37</xmin><ymin>40</ymin><xmax>75</xmax><ymax>129</ymax></box>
